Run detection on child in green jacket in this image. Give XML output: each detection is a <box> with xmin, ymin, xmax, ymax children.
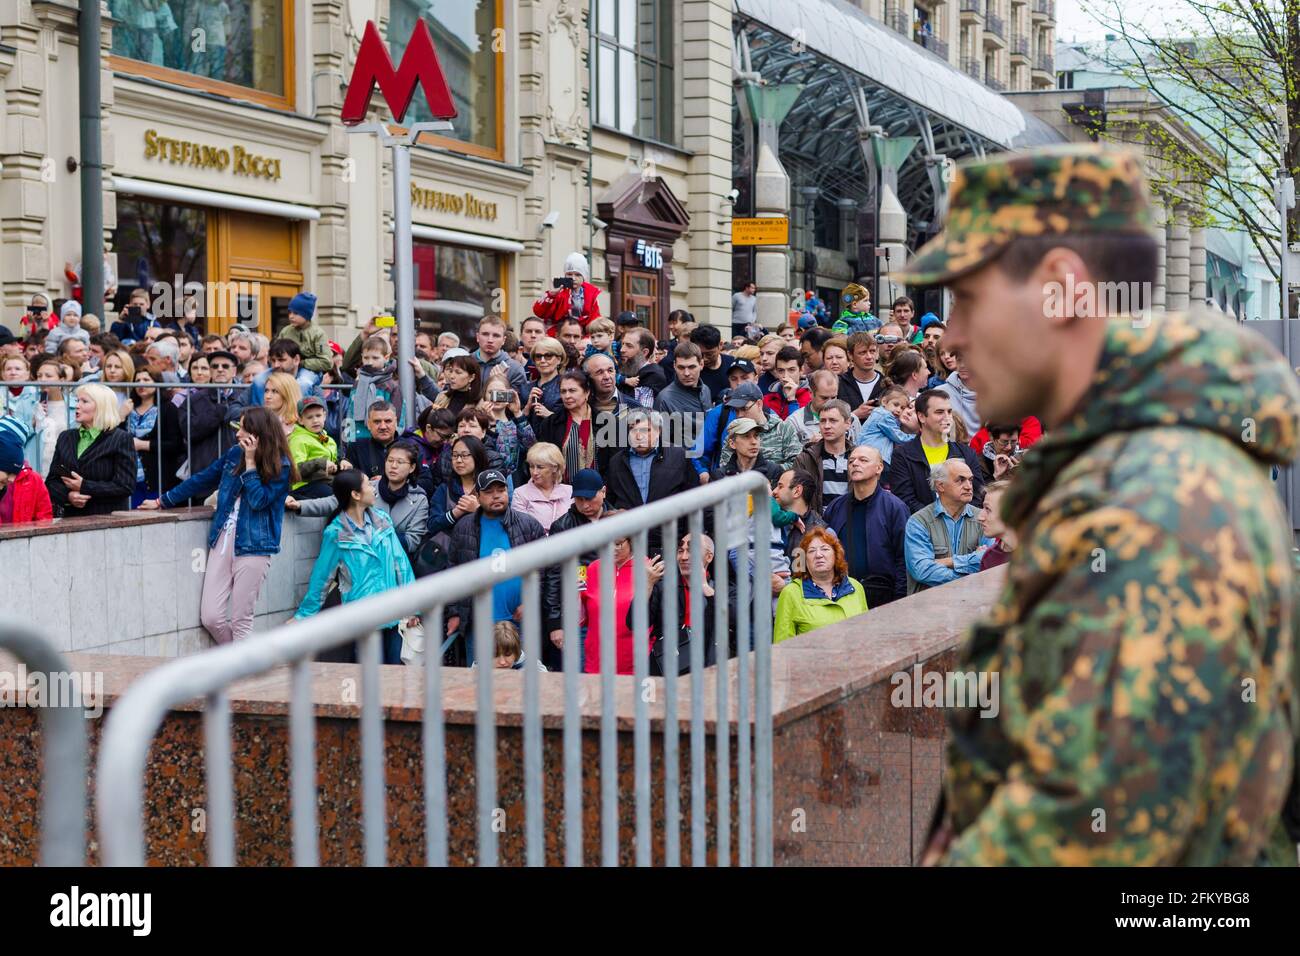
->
<box><xmin>287</xmin><ymin>395</ymin><xmax>338</xmax><ymax>498</ymax></box>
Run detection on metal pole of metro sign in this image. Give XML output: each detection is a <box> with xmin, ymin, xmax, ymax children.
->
<box><xmin>341</xmin><ymin>20</ymin><xmax>458</xmax><ymax>420</ymax></box>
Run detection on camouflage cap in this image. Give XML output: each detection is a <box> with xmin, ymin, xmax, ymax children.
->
<box><xmin>894</xmin><ymin>144</ymin><xmax>1153</xmax><ymax>286</ymax></box>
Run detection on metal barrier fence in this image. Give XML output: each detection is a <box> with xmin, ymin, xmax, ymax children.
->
<box><xmin>0</xmin><ymin>618</ymin><xmax>87</xmax><ymax>866</ymax></box>
<box><xmin>96</xmin><ymin>471</ymin><xmax>774</xmax><ymax>866</ymax></box>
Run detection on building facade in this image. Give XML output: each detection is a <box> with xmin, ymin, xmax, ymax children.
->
<box><xmin>0</xmin><ymin>0</ymin><xmax>734</xmax><ymax>345</ymax></box>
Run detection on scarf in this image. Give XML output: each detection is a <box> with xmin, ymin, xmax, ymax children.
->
<box><xmin>562</xmin><ymin>413</ymin><xmax>595</xmax><ymax>481</ymax></box>
<box><xmin>378</xmin><ymin>477</ymin><xmax>410</xmax><ymax>506</ymax></box>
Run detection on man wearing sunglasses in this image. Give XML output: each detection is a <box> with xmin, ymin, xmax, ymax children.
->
<box><xmin>176</xmin><ymin>350</ymin><xmax>248</xmax><ymax>500</ymax></box>
<box><xmin>873</xmin><ymin>323</ymin><xmax>907</xmax><ymax>363</ymax></box>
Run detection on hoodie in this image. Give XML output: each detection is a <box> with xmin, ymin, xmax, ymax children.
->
<box><xmin>936</xmin><ymin>370</ymin><xmax>979</xmax><ymax>436</ymax></box>
<box><xmin>943</xmin><ymin>308</ymin><xmax>1300</xmax><ymax>867</ymax></box>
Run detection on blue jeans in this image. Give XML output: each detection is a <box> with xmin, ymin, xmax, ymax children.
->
<box><xmin>382</xmin><ymin>625</ymin><xmax>403</xmax><ymax>665</ymax></box>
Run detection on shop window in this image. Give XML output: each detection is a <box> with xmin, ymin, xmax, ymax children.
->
<box><xmin>594</xmin><ymin>0</ymin><xmax>675</xmax><ymax>143</ymax></box>
<box><xmin>109</xmin><ymin>0</ymin><xmax>291</xmax><ymax>106</ymax></box>
<box><xmin>623</xmin><ymin>271</ymin><xmax>658</xmax><ymax>330</ymax></box>
<box><xmin>389</xmin><ymin>0</ymin><xmax>502</xmax><ymax>157</ymax></box>
<box><xmin>413</xmin><ymin>241</ymin><xmax>507</xmax><ymax>343</ymax></box>
<box><xmin>112</xmin><ymin>197</ymin><xmax>209</xmax><ymax>322</ymax></box>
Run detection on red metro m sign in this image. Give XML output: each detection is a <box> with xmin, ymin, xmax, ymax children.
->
<box><xmin>341</xmin><ymin>20</ymin><xmax>458</xmax><ymax>127</ymax></box>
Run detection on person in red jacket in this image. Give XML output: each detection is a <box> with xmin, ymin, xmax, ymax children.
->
<box><xmin>0</xmin><ymin>417</ymin><xmax>53</xmax><ymax>524</ymax></box>
<box><xmin>533</xmin><ymin>252</ymin><xmax>601</xmax><ymax>334</ymax></box>
<box><xmin>970</xmin><ymin>415</ymin><xmax>1042</xmax><ymax>454</ymax></box>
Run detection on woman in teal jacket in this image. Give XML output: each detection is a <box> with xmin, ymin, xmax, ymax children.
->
<box><xmin>774</xmin><ymin>527</ymin><xmax>868</xmax><ymax>643</ymax></box>
<box><xmin>296</xmin><ymin>469</ymin><xmax>416</xmax><ymax>664</ymax></box>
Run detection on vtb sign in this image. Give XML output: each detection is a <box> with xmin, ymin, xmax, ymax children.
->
<box><xmin>341</xmin><ymin>20</ymin><xmax>457</xmax><ymax>126</ymax></box>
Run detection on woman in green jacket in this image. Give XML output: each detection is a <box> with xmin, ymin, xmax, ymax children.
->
<box><xmin>774</xmin><ymin>527</ymin><xmax>868</xmax><ymax>643</ymax></box>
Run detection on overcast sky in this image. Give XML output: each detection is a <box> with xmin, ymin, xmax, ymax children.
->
<box><xmin>1056</xmin><ymin>0</ymin><xmax>1204</xmax><ymax>43</ymax></box>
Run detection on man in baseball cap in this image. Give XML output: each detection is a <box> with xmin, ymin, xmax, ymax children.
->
<box><xmin>903</xmin><ymin>143</ymin><xmax>1300</xmax><ymax>866</ymax></box>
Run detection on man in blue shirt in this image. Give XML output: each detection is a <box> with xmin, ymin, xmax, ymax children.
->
<box><xmin>903</xmin><ymin>459</ymin><xmax>991</xmax><ymax>594</ymax></box>
<box><xmin>477</xmin><ymin>470</ymin><xmax>523</xmax><ymax>624</ymax></box>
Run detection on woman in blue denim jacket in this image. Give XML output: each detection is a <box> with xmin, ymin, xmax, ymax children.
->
<box><xmin>141</xmin><ymin>406</ymin><xmax>297</xmax><ymax>644</ymax></box>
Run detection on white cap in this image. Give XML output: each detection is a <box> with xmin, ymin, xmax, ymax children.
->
<box><xmin>562</xmin><ymin>252</ymin><xmax>590</xmax><ymax>282</ymax></box>
<box><xmin>441</xmin><ymin>347</ymin><xmax>470</xmax><ymax>360</ymax></box>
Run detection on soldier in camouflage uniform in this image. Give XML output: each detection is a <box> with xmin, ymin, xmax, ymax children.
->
<box><xmin>898</xmin><ymin>143</ymin><xmax>1300</xmax><ymax>865</ymax></box>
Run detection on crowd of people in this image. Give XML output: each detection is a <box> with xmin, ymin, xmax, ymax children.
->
<box><xmin>0</xmin><ymin>265</ymin><xmax>1032</xmax><ymax>674</ymax></box>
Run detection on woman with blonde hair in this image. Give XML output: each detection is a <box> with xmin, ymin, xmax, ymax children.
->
<box><xmin>101</xmin><ymin>348</ymin><xmax>136</xmax><ymax>415</ymax></box>
<box><xmin>525</xmin><ymin>335</ymin><xmax>566</xmax><ymax>423</ymax></box>
<box><xmin>511</xmin><ymin>441</ymin><xmax>571</xmax><ymax>531</ymax></box>
<box><xmin>262</xmin><ymin>370</ymin><xmax>301</xmax><ymax>434</ymax></box>
<box><xmin>44</xmin><ymin>382</ymin><xmax>136</xmax><ymax>516</ymax></box>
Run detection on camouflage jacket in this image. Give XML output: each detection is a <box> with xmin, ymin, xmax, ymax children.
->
<box><xmin>942</xmin><ymin>308</ymin><xmax>1300</xmax><ymax>865</ymax></box>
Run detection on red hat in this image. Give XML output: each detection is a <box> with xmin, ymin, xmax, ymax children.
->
<box><xmin>328</xmin><ymin>340</ymin><xmax>342</xmax><ymax>355</ymax></box>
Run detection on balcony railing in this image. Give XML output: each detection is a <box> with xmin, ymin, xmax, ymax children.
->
<box><xmin>986</xmin><ymin>13</ymin><xmax>1005</xmax><ymax>37</ymax></box>
<box><xmin>917</xmin><ymin>32</ymin><xmax>949</xmax><ymax>58</ymax></box>
<box><xmin>961</xmin><ymin>56</ymin><xmax>983</xmax><ymax>81</ymax></box>
<box><xmin>1012</xmin><ymin>36</ymin><xmax>1029</xmax><ymax>57</ymax></box>
<box><xmin>986</xmin><ymin>76</ymin><xmax>1007</xmax><ymax>92</ymax></box>
<box><xmin>960</xmin><ymin>0</ymin><xmax>982</xmax><ymax>13</ymax></box>
<box><xmin>1032</xmin><ymin>0</ymin><xmax>1055</xmax><ymax>16</ymax></box>
<box><xmin>885</xmin><ymin>9</ymin><xmax>910</xmax><ymax>35</ymax></box>
<box><xmin>1034</xmin><ymin>53</ymin><xmax>1054</xmax><ymax>73</ymax></box>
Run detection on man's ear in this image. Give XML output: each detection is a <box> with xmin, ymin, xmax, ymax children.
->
<box><xmin>1035</xmin><ymin>247</ymin><xmax>1093</xmax><ymax>328</ymax></box>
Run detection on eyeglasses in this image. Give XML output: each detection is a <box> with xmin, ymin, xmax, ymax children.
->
<box><xmin>874</xmin><ymin>335</ymin><xmax>904</xmax><ymax>344</ymax></box>
<box><xmin>535</xmin><ymin>353</ymin><xmax>560</xmax><ymax>361</ymax></box>
<box><xmin>451</xmin><ymin>452</ymin><xmax>473</xmax><ymax>461</ymax></box>
<box><xmin>210</xmin><ymin>363</ymin><xmax>235</xmax><ymax>370</ymax></box>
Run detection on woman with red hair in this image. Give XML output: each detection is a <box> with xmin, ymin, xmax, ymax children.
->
<box><xmin>774</xmin><ymin>527</ymin><xmax>868</xmax><ymax>643</ymax></box>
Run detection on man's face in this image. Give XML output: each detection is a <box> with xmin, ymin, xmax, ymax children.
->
<box><xmin>130</xmin><ymin>294</ymin><xmax>150</xmax><ymax>315</ymax></box>
<box><xmin>739</xmin><ymin>400</ymin><xmax>765</xmax><ymax>424</ymax></box>
<box><xmin>923</xmin><ymin>326</ymin><xmax>944</xmax><ymax>350</ymax></box>
<box><xmin>480</xmin><ymin>483</ymin><xmax>509</xmax><ymax>515</ymax></box>
<box><xmin>477</xmin><ymin>324</ymin><xmax>505</xmax><ymax>357</ymax></box>
<box><xmin>368</xmin><ymin>410</ymin><xmax>398</xmax><ymax>443</ymax></box>
<box><xmin>209</xmin><ymin>355</ymin><xmax>237</xmax><ymax>384</ymax></box>
<box><xmin>851</xmin><ymin>342</ymin><xmax>878</xmax><ymax>375</ymax></box>
<box><xmin>800</xmin><ymin>341</ymin><xmax>822</xmax><ymax>370</ymax></box>
<box><xmin>938</xmin><ymin>461</ymin><xmax>975</xmax><ymax>506</ymax></box>
<box><xmin>730</xmin><ymin>430</ymin><xmax>760</xmax><ymax>460</ymax></box>
<box><xmin>586</xmin><ymin>356</ymin><xmax>616</xmax><ymax>396</ymax></box>
<box><xmin>698</xmin><ymin>342</ymin><xmax>720</xmax><ymax>367</ymax></box>
<box><xmin>676</xmin><ymin>535</ymin><xmax>713</xmax><ymax>575</ymax></box>
<box><xmin>145</xmin><ymin>347</ymin><xmax>170</xmax><ymax>377</ymax></box>
<box><xmin>758</xmin><ymin>340</ymin><xmax>781</xmax><ymax>372</ymax></box>
<box><xmin>876</xmin><ymin>324</ymin><xmax>903</xmax><ymax>361</ymax></box>
<box><xmin>918</xmin><ymin>396</ymin><xmax>952</xmax><ymax>438</ymax></box>
<box><xmin>819</xmin><ymin>408</ymin><xmax>849</xmax><ymax>444</ymax></box>
<box><xmin>415</xmin><ymin>333</ymin><xmax>433</xmax><ymax>359</ymax></box>
<box><xmin>774</xmin><ymin>470</ymin><xmax>796</xmax><ymax>509</ymax></box>
<box><xmin>520</xmin><ymin>321</ymin><xmax>544</xmax><ymax>349</ymax></box>
<box><xmin>271</xmin><ymin>352</ymin><xmax>300</xmax><ymax>374</ymax></box>
<box><xmin>811</xmin><ymin>379</ymin><xmax>838</xmax><ymax>412</ymax></box>
<box><xmin>779</xmin><ymin>326</ymin><xmax>798</xmax><ymax>345</ymax></box>
<box><xmin>89</xmin><ymin>342</ymin><xmax>106</xmax><ymax>365</ymax></box>
<box><xmin>979</xmin><ymin>491</ymin><xmax>1007</xmax><ymax>539</ymax></box>
<box><xmin>728</xmin><ymin>369</ymin><xmax>756</xmax><ymax>391</ymax></box>
<box><xmin>893</xmin><ymin>302</ymin><xmax>914</xmax><ymax>327</ymax></box>
<box><xmin>177</xmin><ymin>337</ymin><xmax>193</xmax><ymax>364</ymax></box>
<box><xmin>744</xmin><ymin>283</ymin><xmax>756</xmax><ymax>296</ymax></box>
<box><xmin>628</xmin><ymin>419</ymin><xmax>657</xmax><ymax>454</ymax></box>
<box><xmin>144</xmin><ymin>326</ymin><xmax>164</xmax><ymax>344</ymax></box>
<box><xmin>674</xmin><ymin>356</ymin><xmax>702</xmax><ymax>388</ymax></box>
<box><xmin>847</xmin><ymin>446</ymin><xmax>883</xmax><ymax>483</ymax></box>
<box><xmin>230</xmin><ymin>338</ymin><xmax>252</xmax><ymax>363</ymax></box>
<box><xmin>574</xmin><ymin>487</ymin><xmax>606</xmax><ymax>518</ymax></box>
<box><xmin>945</xmin><ymin>263</ymin><xmax>1057</xmax><ymax>423</ymax></box>
<box><xmin>302</xmin><ymin>407</ymin><xmax>327</xmax><ymax>433</ymax></box>
<box><xmin>774</xmin><ymin>358</ymin><xmax>800</xmax><ymax>388</ymax></box>
<box><xmin>558</xmin><ymin>323</ymin><xmax>583</xmax><ymax>349</ymax></box>
<box><xmin>64</xmin><ymin>340</ymin><xmax>88</xmax><ymax>367</ymax></box>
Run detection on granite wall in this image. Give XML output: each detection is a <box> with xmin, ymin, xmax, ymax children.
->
<box><xmin>0</xmin><ymin>510</ymin><xmax>328</xmax><ymax>656</ymax></box>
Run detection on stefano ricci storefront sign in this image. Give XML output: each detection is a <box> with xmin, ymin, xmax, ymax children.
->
<box><xmin>143</xmin><ymin>128</ymin><xmax>283</xmax><ymax>181</ymax></box>
<box><xmin>411</xmin><ymin>182</ymin><xmax>498</xmax><ymax>221</ymax></box>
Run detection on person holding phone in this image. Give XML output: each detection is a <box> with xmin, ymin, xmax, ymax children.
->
<box><xmin>531</xmin><ymin>252</ymin><xmax>601</xmax><ymax>334</ymax></box>
<box><xmin>19</xmin><ymin>294</ymin><xmax>57</xmax><ymax>338</ymax></box>
<box><xmin>139</xmin><ymin>406</ymin><xmax>297</xmax><ymax>645</ymax></box>
<box><xmin>109</xmin><ymin>288</ymin><xmax>160</xmax><ymax>345</ymax></box>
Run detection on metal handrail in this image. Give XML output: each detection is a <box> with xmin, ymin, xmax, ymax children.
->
<box><xmin>97</xmin><ymin>471</ymin><xmax>774</xmax><ymax>866</ymax></box>
<box><xmin>0</xmin><ymin>619</ymin><xmax>87</xmax><ymax>866</ymax></box>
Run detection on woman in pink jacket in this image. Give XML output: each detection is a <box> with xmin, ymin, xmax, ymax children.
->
<box><xmin>511</xmin><ymin>442</ymin><xmax>571</xmax><ymax>531</ymax></box>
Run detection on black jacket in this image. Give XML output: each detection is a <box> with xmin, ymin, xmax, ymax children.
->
<box><xmin>886</xmin><ymin>436</ymin><xmax>985</xmax><ymax>513</ymax></box>
<box><xmin>709</xmin><ymin>451</ymin><xmax>782</xmax><ymax>485</ymax></box>
<box><xmin>136</xmin><ymin>398</ymin><xmax>184</xmax><ymax>497</ymax></box>
<box><xmin>619</xmin><ymin>360</ymin><xmax>668</xmax><ymax>403</ymax></box>
<box><xmin>343</xmin><ymin>436</ymin><xmax>392</xmax><ymax>478</ymax></box>
<box><xmin>184</xmin><ymin>387</ymin><xmax>242</xmax><ymax>479</ymax></box>
<box><xmin>837</xmin><ymin>371</ymin><xmax>887</xmax><ymax>414</ymax></box>
<box><xmin>446</xmin><ymin>506</ymin><xmax>546</xmax><ymax>634</ymax></box>
<box><xmin>541</xmin><ymin>504</ymin><xmax>603</xmax><ymax>633</ymax></box>
<box><xmin>535</xmin><ymin>394</ymin><xmax>638</xmax><ymax>477</ymax></box>
<box><xmin>606</xmin><ymin>445</ymin><xmax>699</xmax><ymax>553</ymax></box>
<box><xmin>45</xmin><ymin>426</ymin><xmax>136</xmax><ymax>516</ymax></box>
